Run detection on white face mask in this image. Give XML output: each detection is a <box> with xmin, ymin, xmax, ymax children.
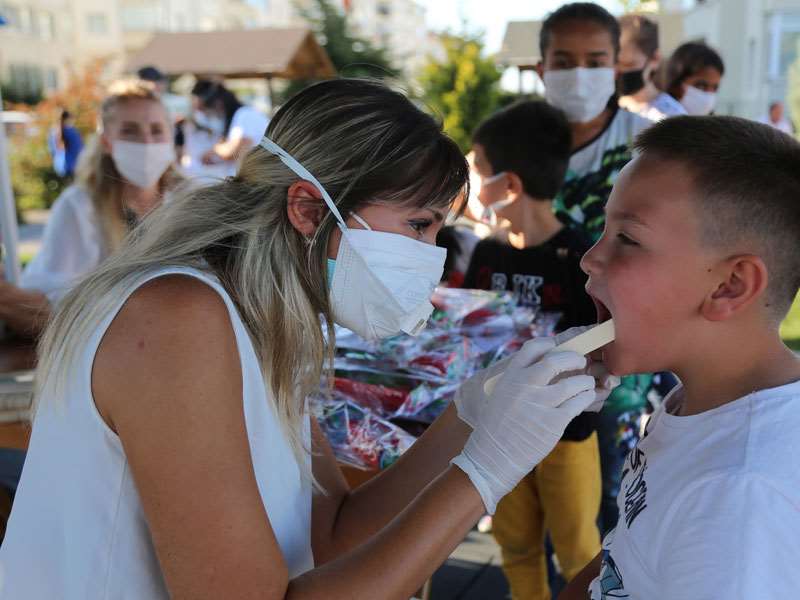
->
<box><xmin>680</xmin><ymin>85</ymin><xmax>717</xmax><ymax>116</ymax></box>
<box><xmin>543</xmin><ymin>67</ymin><xmax>616</xmax><ymax>123</ymax></box>
<box><xmin>259</xmin><ymin>137</ymin><xmax>447</xmax><ymax>341</ymax></box>
<box><xmin>111</xmin><ymin>140</ymin><xmax>174</xmax><ymax>188</ymax></box>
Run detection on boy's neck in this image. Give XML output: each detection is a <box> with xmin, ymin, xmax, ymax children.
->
<box><xmin>571</xmin><ymin>107</ymin><xmax>614</xmax><ymax>150</ymax></box>
<box><xmin>619</xmin><ymin>84</ymin><xmax>660</xmax><ymax>113</ymax></box>
<box><xmin>675</xmin><ymin>332</ymin><xmax>800</xmax><ymax>416</ymax></box>
<box><xmin>503</xmin><ymin>196</ymin><xmax>564</xmax><ymax>249</ymax></box>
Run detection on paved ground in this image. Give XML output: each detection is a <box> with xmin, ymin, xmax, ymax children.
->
<box><xmin>430</xmin><ymin>529</ymin><xmax>509</xmax><ymax>599</ymax></box>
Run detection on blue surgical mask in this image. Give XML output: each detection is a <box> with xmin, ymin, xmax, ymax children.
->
<box><xmin>327</xmin><ymin>259</ymin><xmax>336</xmax><ymax>290</ymax></box>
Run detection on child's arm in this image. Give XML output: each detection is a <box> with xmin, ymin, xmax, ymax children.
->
<box><xmin>558</xmin><ymin>552</ymin><xmax>602</xmax><ymax>600</ymax></box>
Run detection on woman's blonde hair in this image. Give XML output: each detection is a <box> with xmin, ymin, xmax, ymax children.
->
<box><xmin>36</xmin><ymin>79</ymin><xmax>469</xmax><ymax>467</ymax></box>
<box><xmin>75</xmin><ymin>78</ymin><xmax>181</xmax><ymax>252</ymax></box>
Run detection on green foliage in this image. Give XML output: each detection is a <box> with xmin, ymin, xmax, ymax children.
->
<box><xmin>6</xmin><ymin>61</ymin><xmax>105</xmax><ymax>213</ymax></box>
<box><xmin>788</xmin><ymin>41</ymin><xmax>800</xmax><ymax>137</ymax></box>
<box><xmin>781</xmin><ymin>291</ymin><xmax>800</xmax><ymax>343</ymax></box>
<box><xmin>617</xmin><ymin>0</ymin><xmax>660</xmax><ymax>12</ymax></box>
<box><xmin>418</xmin><ymin>33</ymin><xmax>502</xmax><ymax>152</ymax></box>
<box><xmin>282</xmin><ymin>0</ymin><xmax>400</xmax><ymax>101</ymax></box>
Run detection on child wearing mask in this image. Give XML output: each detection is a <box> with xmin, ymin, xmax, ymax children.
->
<box><xmin>560</xmin><ymin>115</ymin><xmax>800</xmax><ymax>600</ymax></box>
<box><xmin>662</xmin><ymin>41</ymin><xmax>725</xmax><ymax>117</ymax></box>
<box><xmin>0</xmin><ymin>79</ymin><xmax>180</xmax><ymax>337</ymax></box>
<box><xmin>538</xmin><ymin>2</ymin><xmax>653</xmax><ymax>535</ymax></box>
<box><xmin>617</xmin><ymin>14</ymin><xmax>686</xmax><ymax>121</ymax></box>
<box><xmin>464</xmin><ymin>100</ymin><xmax>601</xmax><ymax>599</ymax></box>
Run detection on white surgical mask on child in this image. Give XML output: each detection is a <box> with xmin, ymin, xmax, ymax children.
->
<box><xmin>259</xmin><ymin>136</ymin><xmax>447</xmax><ymax>341</ymax></box>
<box><xmin>543</xmin><ymin>67</ymin><xmax>616</xmax><ymax>123</ymax></box>
<box><xmin>111</xmin><ymin>140</ymin><xmax>174</xmax><ymax>189</ymax></box>
<box><xmin>679</xmin><ymin>85</ymin><xmax>717</xmax><ymax>116</ymax></box>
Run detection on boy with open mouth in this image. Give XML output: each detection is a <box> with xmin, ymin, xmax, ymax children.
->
<box><xmin>560</xmin><ymin>115</ymin><xmax>800</xmax><ymax>599</ymax></box>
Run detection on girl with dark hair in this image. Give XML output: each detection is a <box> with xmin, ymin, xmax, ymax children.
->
<box><xmin>618</xmin><ymin>14</ymin><xmax>686</xmax><ymax>120</ymax></box>
<box><xmin>190</xmin><ymin>79</ymin><xmax>269</xmax><ymax>176</ymax></box>
<box><xmin>662</xmin><ymin>41</ymin><xmax>725</xmax><ymax>116</ymax></box>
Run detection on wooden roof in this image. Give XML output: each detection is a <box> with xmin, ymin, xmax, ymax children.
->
<box><xmin>126</xmin><ymin>27</ymin><xmax>336</xmax><ymax>80</ymax></box>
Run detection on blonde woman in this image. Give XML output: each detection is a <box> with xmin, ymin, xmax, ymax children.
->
<box><xmin>0</xmin><ymin>80</ymin><xmax>614</xmax><ymax>598</ymax></box>
<box><xmin>0</xmin><ymin>78</ymin><xmax>179</xmax><ymax>337</ymax></box>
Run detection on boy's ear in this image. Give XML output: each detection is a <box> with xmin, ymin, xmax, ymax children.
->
<box><xmin>535</xmin><ymin>62</ymin><xmax>544</xmax><ymax>79</ymax></box>
<box><xmin>287</xmin><ymin>180</ymin><xmax>325</xmax><ymax>237</ymax></box>
<box><xmin>507</xmin><ymin>172</ymin><xmax>525</xmax><ymax>199</ymax></box>
<box><xmin>701</xmin><ymin>255</ymin><xmax>769</xmax><ymax>322</ymax></box>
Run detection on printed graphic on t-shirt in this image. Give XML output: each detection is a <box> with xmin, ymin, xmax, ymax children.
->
<box><xmin>488</xmin><ymin>272</ymin><xmax>544</xmax><ymax>308</ymax></box>
<box><xmin>554</xmin><ymin>144</ymin><xmax>632</xmax><ymax>241</ymax></box>
<box><xmin>590</xmin><ymin>443</ymin><xmax>650</xmax><ymax>599</ymax></box>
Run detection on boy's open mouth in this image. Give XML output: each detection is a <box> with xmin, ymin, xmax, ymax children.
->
<box><xmin>592</xmin><ymin>297</ymin><xmax>612</xmax><ymax>325</ymax></box>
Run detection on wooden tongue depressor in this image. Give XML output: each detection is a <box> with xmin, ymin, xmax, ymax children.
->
<box><xmin>483</xmin><ymin>319</ymin><xmax>616</xmax><ymax>396</ymax></box>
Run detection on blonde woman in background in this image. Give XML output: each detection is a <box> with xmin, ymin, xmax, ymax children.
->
<box><xmin>0</xmin><ymin>78</ymin><xmax>180</xmax><ymax>337</ymax></box>
<box><xmin>0</xmin><ymin>79</ymin><xmax>614</xmax><ymax>598</ymax></box>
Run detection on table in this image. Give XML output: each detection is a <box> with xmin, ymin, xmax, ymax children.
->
<box><xmin>0</xmin><ymin>336</ymin><xmax>35</xmax><ymax>449</ymax></box>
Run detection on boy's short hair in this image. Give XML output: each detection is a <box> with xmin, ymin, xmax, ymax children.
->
<box><xmin>540</xmin><ymin>2</ymin><xmax>621</xmax><ymax>59</ymax></box>
<box><xmin>473</xmin><ymin>101</ymin><xmax>572</xmax><ymax>200</ymax></box>
<box><xmin>619</xmin><ymin>14</ymin><xmax>659</xmax><ymax>58</ymax></box>
<box><xmin>635</xmin><ymin>116</ymin><xmax>800</xmax><ymax>318</ymax></box>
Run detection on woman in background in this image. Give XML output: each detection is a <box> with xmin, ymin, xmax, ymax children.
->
<box><xmin>191</xmin><ymin>79</ymin><xmax>269</xmax><ymax>176</ymax></box>
<box><xmin>0</xmin><ymin>79</ymin><xmax>180</xmax><ymax>337</ymax></box>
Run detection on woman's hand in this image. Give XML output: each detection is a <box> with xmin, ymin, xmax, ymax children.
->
<box><xmin>452</xmin><ymin>337</ymin><xmax>600</xmax><ymax>514</ymax></box>
<box><xmin>0</xmin><ymin>279</ymin><xmax>50</xmax><ymax>338</ymax></box>
<box><xmin>453</xmin><ymin>327</ymin><xmax>620</xmax><ymax>428</ymax></box>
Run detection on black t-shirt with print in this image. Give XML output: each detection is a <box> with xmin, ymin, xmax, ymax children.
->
<box><xmin>463</xmin><ymin>226</ymin><xmax>597</xmax><ymax>441</ymax></box>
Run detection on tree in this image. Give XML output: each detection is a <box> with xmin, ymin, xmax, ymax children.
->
<box><xmin>418</xmin><ymin>32</ymin><xmax>502</xmax><ymax>152</ymax></box>
<box><xmin>282</xmin><ymin>0</ymin><xmax>400</xmax><ymax>100</ymax></box>
<box><xmin>618</xmin><ymin>0</ymin><xmax>659</xmax><ymax>12</ymax></box>
<box><xmin>7</xmin><ymin>60</ymin><xmax>106</xmax><ymax>212</ymax></box>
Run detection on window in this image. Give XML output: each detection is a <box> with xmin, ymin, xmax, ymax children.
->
<box><xmin>8</xmin><ymin>63</ymin><xmax>44</xmax><ymax>98</ymax></box>
<box><xmin>768</xmin><ymin>12</ymin><xmax>800</xmax><ymax>80</ymax></box>
<box><xmin>86</xmin><ymin>12</ymin><xmax>108</xmax><ymax>34</ymax></box>
<box><xmin>39</xmin><ymin>11</ymin><xmax>55</xmax><ymax>39</ymax></box>
<box><xmin>45</xmin><ymin>68</ymin><xmax>58</xmax><ymax>90</ymax></box>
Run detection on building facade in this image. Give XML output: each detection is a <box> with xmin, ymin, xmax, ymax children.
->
<box><xmin>670</xmin><ymin>0</ymin><xmax>800</xmax><ymax>120</ymax></box>
<box><xmin>0</xmin><ymin>0</ymin><xmax>124</xmax><ymax>99</ymax></box>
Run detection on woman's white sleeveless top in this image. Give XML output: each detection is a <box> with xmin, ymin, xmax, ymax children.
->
<box><xmin>0</xmin><ymin>266</ymin><xmax>314</xmax><ymax>598</ymax></box>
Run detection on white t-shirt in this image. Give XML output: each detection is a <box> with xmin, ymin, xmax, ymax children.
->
<box><xmin>0</xmin><ymin>266</ymin><xmax>314</xmax><ymax>598</ymax></box>
<box><xmin>638</xmin><ymin>92</ymin><xmax>687</xmax><ymax>122</ymax></box>
<box><xmin>588</xmin><ymin>380</ymin><xmax>800</xmax><ymax>599</ymax></box>
<box><xmin>218</xmin><ymin>105</ymin><xmax>270</xmax><ymax>177</ymax></box>
<box><xmin>20</xmin><ymin>185</ymin><xmax>104</xmax><ymax>304</ymax></box>
<box><xmin>554</xmin><ymin>108</ymin><xmax>653</xmax><ymax>240</ymax></box>
<box><xmin>758</xmin><ymin>115</ymin><xmax>794</xmax><ymax>135</ymax></box>
<box><xmin>179</xmin><ymin>121</ymin><xmax>230</xmax><ymax>183</ymax></box>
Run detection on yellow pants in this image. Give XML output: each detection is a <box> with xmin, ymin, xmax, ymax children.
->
<box><xmin>492</xmin><ymin>433</ymin><xmax>601</xmax><ymax>600</ymax></box>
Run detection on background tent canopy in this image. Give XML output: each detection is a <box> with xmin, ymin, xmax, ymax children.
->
<box><xmin>126</xmin><ymin>28</ymin><xmax>336</xmax><ymax>80</ymax></box>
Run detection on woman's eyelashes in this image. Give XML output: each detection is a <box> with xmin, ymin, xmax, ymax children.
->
<box><xmin>408</xmin><ymin>219</ymin><xmax>433</xmax><ymax>235</ymax></box>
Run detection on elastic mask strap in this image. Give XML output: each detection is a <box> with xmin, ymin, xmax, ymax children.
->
<box><xmin>482</xmin><ymin>171</ymin><xmax>506</xmax><ymax>185</ymax></box>
<box><xmin>349</xmin><ymin>213</ymin><xmax>372</xmax><ymax>231</ymax></box>
<box><xmin>259</xmin><ymin>136</ymin><xmax>347</xmax><ymax>230</ymax></box>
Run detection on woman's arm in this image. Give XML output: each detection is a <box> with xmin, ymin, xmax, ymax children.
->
<box><xmin>94</xmin><ymin>275</ymin><xmax>484</xmax><ymax>599</ymax></box>
<box><xmin>0</xmin><ymin>281</ymin><xmax>50</xmax><ymax>337</ymax></box>
<box><xmin>558</xmin><ymin>552</ymin><xmax>601</xmax><ymax>600</ymax></box>
<box><xmin>310</xmin><ymin>402</ymin><xmax>472</xmax><ymax>562</ymax></box>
